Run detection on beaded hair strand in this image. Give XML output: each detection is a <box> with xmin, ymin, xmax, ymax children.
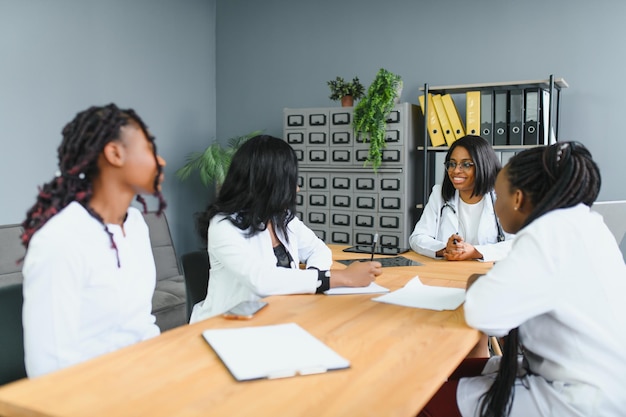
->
<box><xmin>21</xmin><ymin>104</ymin><xmax>167</xmax><ymax>267</ymax></box>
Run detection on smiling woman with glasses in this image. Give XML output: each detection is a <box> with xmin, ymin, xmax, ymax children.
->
<box><xmin>409</xmin><ymin>135</ymin><xmax>513</xmax><ymax>263</ymax></box>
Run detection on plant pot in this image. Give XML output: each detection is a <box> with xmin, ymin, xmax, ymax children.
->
<box><xmin>341</xmin><ymin>95</ymin><xmax>354</xmax><ymax>107</ymax></box>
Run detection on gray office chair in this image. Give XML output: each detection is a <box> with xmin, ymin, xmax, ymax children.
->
<box><xmin>181</xmin><ymin>251</ymin><xmax>210</xmax><ymax>321</ymax></box>
<box><xmin>0</xmin><ymin>282</ymin><xmax>27</xmax><ymax>385</ymax></box>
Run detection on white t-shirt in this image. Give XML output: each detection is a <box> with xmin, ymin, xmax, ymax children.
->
<box><xmin>458</xmin><ymin>197</ymin><xmax>485</xmax><ymax>244</ymax></box>
<box><xmin>461</xmin><ymin>204</ymin><xmax>626</xmax><ymax>416</ymax></box>
<box><xmin>22</xmin><ymin>202</ymin><xmax>160</xmax><ymax>377</ymax></box>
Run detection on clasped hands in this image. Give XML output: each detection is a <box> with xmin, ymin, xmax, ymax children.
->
<box><xmin>442</xmin><ymin>234</ymin><xmax>482</xmax><ymax>261</ymax></box>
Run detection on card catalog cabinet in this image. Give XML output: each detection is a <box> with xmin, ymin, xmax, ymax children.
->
<box><xmin>284</xmin><ymin>103</ymin><xmax>420</xmax><ymax>248</ymax></box>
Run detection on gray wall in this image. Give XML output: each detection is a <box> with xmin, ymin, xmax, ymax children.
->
<box><xmin>2</xmin><ymin>0</ymin><xmax>624</xmax><ymax>258</ymax></box>
<box><xmin>216</xmin><ymin>0</ymin><xmax>626</xmax><ymax>201</ymax></box>
<box><xmin>0</xmin><ymin>0</ymin><xmax>216</xmax><ymax>256</ymax></box>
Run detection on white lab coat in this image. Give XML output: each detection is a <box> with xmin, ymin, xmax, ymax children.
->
<box><xmin>189</xmin><ymin>214</ymin><xmax>332</xmax><ymax>323</ymax></box>
<box><xmin>22</xmin><ymin>202</ymin><xmax>160</xmax><ymax>377</ymax></box>
<box><xmin>409</xmin><ymin>185</ymin><xmax>513</xmax><ymax>261</ymax></box>
<box><xmin>460</xmin><ymin>204</ymin><xmax>626</xmax><ymax>416</ymax></box>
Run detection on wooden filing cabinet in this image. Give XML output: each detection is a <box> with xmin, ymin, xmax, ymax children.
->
<box><xmin>284</xmin><ymin>103</ymin><xmax>420</xmax><ymax>249</ymax></box>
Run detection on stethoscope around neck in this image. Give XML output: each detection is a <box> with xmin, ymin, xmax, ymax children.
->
<box><xmin>437</xmin><ymin>201</ymin><xmax>459</xmax><ymax>241</ymax></box>
<box><xmin>440</xmin><ymin>201</ymin><xmax>457</xmax><ymax>217</ymax></box>
<box><xmin>437</xmin><ymin>193</ymin><xmax>505</xmax><ymax>243</ymax></box>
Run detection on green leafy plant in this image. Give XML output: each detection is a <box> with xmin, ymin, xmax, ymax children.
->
<box><xmin>327</xmin><ymin>76</ymin><xmax>365</xmax><ymax>101</ymax></box>
<box><xmin>352</xmin><ymin>68</ymin><xmax>402</xmax><ymax>171</ymax></box>
<box><xmin>175</xmin><ymin>130</ymin><xmax>262</xmax><ymax>189</ymax></box>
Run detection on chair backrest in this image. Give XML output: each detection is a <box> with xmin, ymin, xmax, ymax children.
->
<box><xmin>141</xmin><ymin>212</ymin><xmax>181</xmax><ymax>281</ymax></box>
<box><xmin>591</xmin><ymin>200</ymin><xmax>626</xmax><ymax>262</ymax></box>
<box><xmin>0</xmin><ymin>282</ymin><xmax>27</xmax><ymax>385</ymax></box>
<box><xmin>181</xmin><ymin>251</ymin><xmax>210</xmax><ymax>321</ymax></box>
<box><xmin>0</xmin><ymin>224</ymin><xmax>25</xmax><ymax>287</ymax></box>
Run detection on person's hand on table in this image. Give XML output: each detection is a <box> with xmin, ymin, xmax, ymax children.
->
<box><xmin>330</xmin><ymin>261</ymin><xmax>382</xmax><ymax>287</ymax></box>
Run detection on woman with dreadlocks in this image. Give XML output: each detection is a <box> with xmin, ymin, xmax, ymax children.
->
<box><xmin>21</xmin><ymin>103</ymin><xmax>167</xmax><ymax>377</ymax></box>
<box><xmin>419</xmin><ymin>142</ymin><xmax>626</xmax><ymax>417</ymax></box>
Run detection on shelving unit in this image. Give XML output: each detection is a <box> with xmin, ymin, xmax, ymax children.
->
<box><xmin>283</xmin><ymin>103</ymin><xmax>420</xmax><ymax>248</ymax></box>
<box><xmin>417</xmin><ymin>75</ymin><xmax>568</xmax><ymax>208</ymax></box>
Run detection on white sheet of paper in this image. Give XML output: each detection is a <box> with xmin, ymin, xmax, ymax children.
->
<box><xmin>324</xmin><ymin>282</ymin><xmax>389</xmax><ymax>295</ymax></box>
<box><xmin>202</xmin><ymin>323</ymin><xmax>350</xmax><ymax>381</ymax></box>
<box><xmin>372</xmin><ymin>276</ymin><xmax>465</xmax><ymax>311</ymax></box>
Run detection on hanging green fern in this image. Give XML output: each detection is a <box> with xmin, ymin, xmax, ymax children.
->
<box><xmin>352</xmin><ymin>68</ymin><xmax>402</xmax><ymax>171</ymax></box>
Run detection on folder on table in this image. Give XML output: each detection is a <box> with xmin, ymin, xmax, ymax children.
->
<box><xmin>441</xmin><ymin>94</ymin><xmax>465</xmax><ymax>140</ymax></box>
<box><xmin>480</xmin><ymin>90</ymin><xmax>494</xmax><ymax>144</ymax></box>
<box><xmin>202</xmin><ymin>323</ymin><xmax>350</xmax><ymax>381</ymax></box>
<box><xmin>508</xmin><ymin>89</ymin><xmax>524</xmax><ymax>146</ymax></box>
<box><xmin>419</xmin><ymin>94</ymin><xmax>446</xmax><ymax>147</ymax></box>
<box><xmin>493</xmin><ymin>90</ymin><xmax>508</xmax><ymax>146</ymax></box>
<box><xmin>523</xmin><ymin>88</ymin><xmax>540</xmax><ymax>145</ymax></box>
<box><xmin>466</xmin><ymin>91</ymin><xmax>481</xmax><ymax>136</ymax></box>
<box><xmin>432</xmin><ymin>94</ymin><xmax>456</xmax><ymax>146</ymax></box>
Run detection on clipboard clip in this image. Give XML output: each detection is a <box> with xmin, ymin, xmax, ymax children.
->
<box><xmin>267</xmin><ymin>366</ymin><xmax>327</xmax><ymax>379</ymax></box>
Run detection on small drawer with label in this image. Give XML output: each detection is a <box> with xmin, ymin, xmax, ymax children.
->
<box><xmin>308</xmin><ymin>193</ymin><xmax>328</xmax><ymax>207</ymax></box>
<box><xmin>308</xmin><ymin>211</ymin><xmax>327</xmax><ymax>225</ymax></box>
<box><xmin>331</xmin><ymin>194</ymin><xmax>352</xmax><ymax>209</ymax></box>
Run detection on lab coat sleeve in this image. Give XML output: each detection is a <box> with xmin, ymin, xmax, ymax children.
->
<box><xmin>409</xmin><ymin>186</ymin><xmax>446</xmax><ymax>258</ymax></box>
<box><xmin>474</xmin><ymin>235</ymin><xmax>514</xmax><ymax>262</ymax></box>
<box><xmin>209</xmin><ymin>217</ymin><xmax>319</xmax><ymax>296</ymax></box>
<box><xmin>464</xmin><ymin>228</ymin><xmax>557</xmax><ymax>337</ymax></box>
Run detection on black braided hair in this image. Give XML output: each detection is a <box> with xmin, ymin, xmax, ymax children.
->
<box><xmin>479</xmin><ymin>141</ymin><xmax>601</xmax><ymax>417</ymax></box>
<box><xmin>21</xmin><ymin>103</ymin><xmax>167</xmax><ymax>267</ymax></box>
<box><xmin>507</xmin><ymin>141</ymin><xmax>600</xmax><ymax>227</ymax></box>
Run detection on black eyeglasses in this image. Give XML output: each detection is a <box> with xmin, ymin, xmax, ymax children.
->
<box><xmin>444</xmin><ymin>160</ymin><xmax>475</xmax><ymax>171</ymax></box>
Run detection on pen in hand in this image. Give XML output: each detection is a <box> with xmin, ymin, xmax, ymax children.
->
<box><xmin>370</xmin><ymin>233</ymin><xmax>378</xmax><ymax>261</ymax></box>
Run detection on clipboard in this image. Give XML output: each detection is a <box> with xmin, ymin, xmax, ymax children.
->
<box><xmin>202</xmin><ymin>323</ymin><xmax>350</xmax><ymax>381</ymax></box>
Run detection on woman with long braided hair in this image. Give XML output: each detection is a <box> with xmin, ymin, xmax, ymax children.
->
<box><xmin>419</xmin><ymin>142</ymin><xmax>626</xmax><ymax>416</ymax></box>
<box><xmin>21</xmin><ymin>103</ymin><xmax>167</xmax><ymax>377</ymax></box>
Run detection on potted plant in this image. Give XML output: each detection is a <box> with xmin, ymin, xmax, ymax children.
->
<box><xmin>327</xmin><ymin>76</ymin><xmax>365</xmax><ymax>107</ymax></box>
<box><xmin>352</xmin><ymin>68</ymin><xmax>402</xmax><ymax>171</ymax></box>
<box><xmin>175</xmin><ymin>130</ymin><xmax>262</xmax><ymax>192</ymax></box>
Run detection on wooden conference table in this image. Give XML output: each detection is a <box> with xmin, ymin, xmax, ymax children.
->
<box><xmin>0</xmin><ymin>245</ymin><xmax>493</xmax><ymax>417</ymax></box>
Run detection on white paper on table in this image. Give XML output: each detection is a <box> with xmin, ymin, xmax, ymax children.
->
<box><xmin>324</xmin><ymin>282</ymin><xmax>389</xmax><ymax>295</ymax></box>
<box><xmin>372</xmin><ymin>276</ymin><xmax>465</xmax><ymax>311</ymax></box>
